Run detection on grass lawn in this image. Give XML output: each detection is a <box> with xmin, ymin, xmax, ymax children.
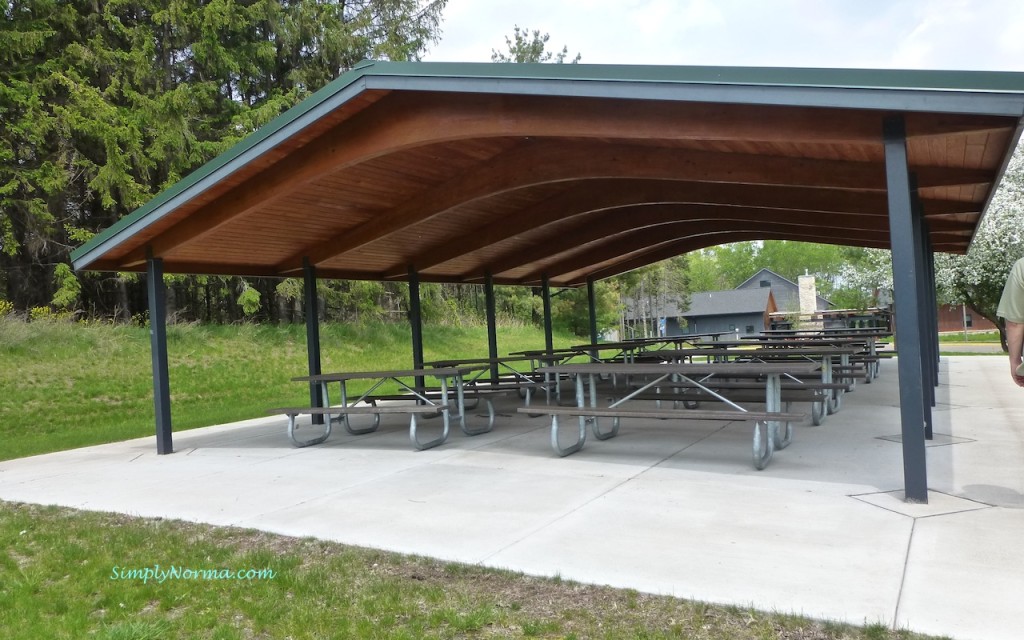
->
<box><xmin>937</xmin><ymin>330</ymin><xmax>1000</xmax><ymax>343</ymax></box>
<box><xmin>0</xmin><ymin>317</ymin><xmax>575</xmax><ymax>461</ymax></box>
<box><xmin>0</xmin><ymin>501</ymin><xmax>947</xmax><ymax>640</ymax></box>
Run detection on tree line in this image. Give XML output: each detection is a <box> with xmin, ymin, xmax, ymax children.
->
<box><xmin>1</xmin><ymin>0</ymin><xmax>447</xmax><ymax>320</ymax></box>
<box><xmin>3</xmin><ymin>6</ymin><xmax>1020</xmax><ymax>339</ymax></box>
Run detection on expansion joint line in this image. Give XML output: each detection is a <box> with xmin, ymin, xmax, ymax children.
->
<box><xmin>892</xmin><ymin>518</ymin><xmax>917</xmax><ymax>628</ymax></box>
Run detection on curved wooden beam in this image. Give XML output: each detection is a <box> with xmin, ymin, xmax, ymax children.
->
<box><xmin>551</xmin><ymin>231</ymin><xmax>865</xmax><ymax>286</ymax></box>
<box><xmin>474</xmin><ymin>204</ymin><xmax>974</xmax><ymax>278</ymax></box>
<box><xmin>286</xmin><ymin>139</ymin><xmax>991</xmax><ymax>274</ymax></box>
<box><xmin>139</xmin><ymin>90</ymin><xmax>967</xmax><ymax>265</ymax></box>
<box><xmin>549</xmin><ymin>223</ymin><xmax>969</xmax><ymax>286</ymax></box>
<box><xmin>392</xmin><ymin>179</ymin><xmax>977</xmax><ymax>278</ymax></box>
<box><xmin>521</xmin><ymin>221</ymin><xmax>893</xmax><ymax>283</ymax></box>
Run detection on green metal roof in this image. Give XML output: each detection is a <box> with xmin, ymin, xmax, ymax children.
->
<box><xmin>71</xmin><ymin>60</ymin><xmax>1024</xmax><ymax>270</ymax></box>
<box><xmin>349</xmin><ymin>59</ymin><xmax>1024</xmax><ymax>92</ymax></box>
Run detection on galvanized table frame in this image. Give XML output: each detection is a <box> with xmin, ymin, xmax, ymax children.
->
<box><xmin>537</xmin><ymin>362</ymin><xmax>819</xmax><ymax>469</ymax></box>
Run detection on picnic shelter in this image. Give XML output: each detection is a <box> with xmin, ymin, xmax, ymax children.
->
<box><xmin>70</xmin><ymin>61</ymin><xmax>1024</xmax><ymax>502</ymax></box>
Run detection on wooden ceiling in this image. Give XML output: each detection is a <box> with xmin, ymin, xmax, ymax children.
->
<box><xmin>72</xmin><ymin>62</ymin><xmax>1024</xmax><ymax>286</ymax></box>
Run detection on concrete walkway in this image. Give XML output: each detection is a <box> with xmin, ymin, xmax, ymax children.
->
<box><xmin>939</xmin><ymin>342</ymin><xmax>1003</xmax><ymax>354</ymax></box>
<box><xmin>2</xmin><ymin>355</ymin><xmax>1022</xmax><ymax>639</ymax></box>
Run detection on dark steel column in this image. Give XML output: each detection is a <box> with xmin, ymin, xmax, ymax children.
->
<box><xmin>587</xmin><ymin>277</ymin><xmax>599</xmax><ymax>360</ymax></box>
<box><xmin>928</xmin><ymin>246</ymin><xmax>941</xmax><ymax>438</ymax></box>
<box><xmin>884</xmin><ymin>116</ymin><xmax>929</xmax><ymax>503</ymax></box>
<box><xmin>484</xmin><ymin>272</ymin><xmax>499</xmax><ymax>383</ymax></box>
<box><xmin>542</xmin><ymin>274</ymin><xmax>554</xmax><ymax>353</ymax></box>
<box><xmin>303</xmin><ymin>259</ymin><xmax>324</xmax><ymax>423</ymax></box>
<box><xmin>910</xmin><ymin>205</ymin><xmax>935</xmax><ymax>440</ymax></box>
<box><xmin>925</xmin><ymin>232</ymin><xmax>941</xmax><ymax>380</ymax></box>
<box><xmin>924</xmin><ymin>228</ymin><xmax>939</xmax><ymax>388</ymax></box>
<box><xmin>408</xmin><ymin>266</ymin><xmax>425</xmax><ymax>391</ymax></box>
<box><xmin>147</xmin><ymin>251</ymin><xmax>173</xmax><ymax>455</ymax></box>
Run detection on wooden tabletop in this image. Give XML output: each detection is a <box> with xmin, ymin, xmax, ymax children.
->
<box><xmin>537</xmin><ymin>361</ymin><xmax>820</xmax><ymax>377</ymax></box>
<box><xmin>709</xmin><ymin>339</ymin><xmax>871</xmax><ymax>348</ymax></box>
<box><xmin>569</xmin><ymin>340</ymin><xmax>648</xmax><ymax>352</ymax></box>
<box><xmin>742</xmin><ymin>337</ymin><xmax>876</xmax><ymax>343</ymax></box>
<box><xmin>754</xmin><ymin>331</ymin><xmax>891</xmax><ymax>340</ymax></box>
<box><xmin>292</xmin><ymin>366</ymin><xmax>479</xmax><ymax>383</ymax></box>
<box><xmin>649</xmin><ymin>346</ymin><xmax>861</xmax><ymax>358</ymax></box>
<box><xmin>507</xmin><ymin>348</ymin><xmax>581</xmax><ymax>357</ymax></box>
<box><xmin>424</xmin><ymin>356</ymin><xmax>536</xmax><ymax>367</ymax></box>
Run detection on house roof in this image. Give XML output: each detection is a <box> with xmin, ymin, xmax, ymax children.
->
<box><xmin>70</xmin><ymin>60</ymin><xmax>1024</xmax><ymax>287</ymax></box>
<box><xmin>739</xmin><ymin>267</ymin><xmax>833</xmax><ymax>307</ymax></box>
<box><xmin>682</xmin><ymin>288</ymin><xmax>775</xmax><ymax>317</ymax></box>
<box><xmin>738</xmin><ymin>267</ymin><xmax>794</xmax><ymax>289</ymax></box>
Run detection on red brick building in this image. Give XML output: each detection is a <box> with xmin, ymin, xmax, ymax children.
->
<box><xmin>937</xmin><ymin>304</ymin><xmax>997</xmax><ymax>333</ymax></box>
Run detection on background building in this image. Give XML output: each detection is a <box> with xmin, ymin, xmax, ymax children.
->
<box><xmin>678</xmin><ymin>288</ymin><xmax>778</xmax><ymax>336</ymax></box>
<box><xmin>735</xmin><ymin>268</ymin><xmax>831</xmax><ymax>312</ymax></box>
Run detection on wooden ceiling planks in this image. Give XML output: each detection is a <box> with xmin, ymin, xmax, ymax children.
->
<box><xmin>72</xmin><ymin>64</ymin><xmax>1024</xmax><ymax>285</ymax></box>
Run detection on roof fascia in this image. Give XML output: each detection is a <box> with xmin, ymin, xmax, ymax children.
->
<box><xmin>363</xmin><ymin>74</ymin><xmax>1024</xmax><ymax>117</ymax></box>
<box><xmin>362</xmin><ymin>61</ymin><xmax>1024</xmax><ymax>94</ymax></box>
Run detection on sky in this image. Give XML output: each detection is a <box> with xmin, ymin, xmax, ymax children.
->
<box><xmin>424</xmin><ymin>0</ymin><xmax>1024</xmax><ymax>71</ymax></box>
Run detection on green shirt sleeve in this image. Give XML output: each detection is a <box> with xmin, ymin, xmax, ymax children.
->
<box><xmin>997</xmin><ymin>257</ymin><xmax>1024</xmax><ymax>323</ymax></box>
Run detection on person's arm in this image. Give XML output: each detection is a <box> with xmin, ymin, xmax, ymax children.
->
<box><xmin>1007</xmin><ymin>319</ymin><xmax>1024</xmax><ymax>387</ymax></box>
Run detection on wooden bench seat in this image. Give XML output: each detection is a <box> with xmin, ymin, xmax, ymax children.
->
<box><xmin>465</xmin><ymin>380</ymin><xmax>546</xmax><ymax>391</ymax></box>
<box><xmin>628</xmin><ymin>389</ymin><xmax>823</xmax><ymax>403</ymax></box>
<box><xmin>625</xmin><ymin>383</ymin><xmax>835</xmax><ymax>425</ymax></box>
<box><xmin>518</xmin><ymin>406</ymin><xmax>804</xmax><ymax>422</ymax></box>
<box><xmin>269</xmin><ymin>404</ymin><xmax>441</xmax><ymax>417</ymax></box>
<box><xmin>518</xmin><ymin>405</ymin><xmax>805</xmax><ymax>470</ymax></box>
<box><xmin>639</xmin><ymin>380</ymin><xmax>850</xmax><ymax>391</ymax></box>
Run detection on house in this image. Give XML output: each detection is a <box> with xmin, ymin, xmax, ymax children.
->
<box><xmin>937</xmin><ymin>303</ymin><xmax>997</xmax><ymax>333</ymax></box>
<box><xmin>674</xmin><ymin>288</ymin><xmax>778</xmax><ymax>337</ymax></box>
<box><xmin>622</xmin><ymin>269</ymin><xmax>830</xmax><ymax>336</ymax></box>
<box><xmin>736</xmin><ymin>268</ymin><xmax>831</xmax><ymax>313</ymax></box>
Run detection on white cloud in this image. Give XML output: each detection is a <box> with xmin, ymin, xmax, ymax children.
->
<box><xmin>425</xmin><ymin>0</ymin><xmax>1024</xmax><ymax>71</ymax></box>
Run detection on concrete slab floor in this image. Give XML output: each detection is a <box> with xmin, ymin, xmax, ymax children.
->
<box><xmin>1</xmin><ymin>355</ymin><xmax>1022</xmax><ymax>640</ymax></box>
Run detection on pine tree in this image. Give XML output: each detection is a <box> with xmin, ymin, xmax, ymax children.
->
<box><xmin>0</xmin><ymin>0</ymin><xmax>447</xmax><ymax>317</ymax></box>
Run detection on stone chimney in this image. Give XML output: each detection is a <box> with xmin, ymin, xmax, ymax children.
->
<box><xmin>798</xmin><ymin>274</ymin><xmax>821</xmax><ymax>329</ymax></box>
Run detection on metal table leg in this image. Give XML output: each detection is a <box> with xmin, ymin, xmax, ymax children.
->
<box><xmin>550</xmin><ymin>374</ymin><xmax>587</xmax><ymax>456</ymax></box>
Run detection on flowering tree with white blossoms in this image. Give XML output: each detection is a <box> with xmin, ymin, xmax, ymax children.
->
<box><xmin>838</xmin><ymin>142</ymin><xmax>1024</xmax><ymax>351</ymax></box>
<box><xmin>837</xmin><ymin>247</ymin><xmax>894</xmax><ymax>308</ymax></box>
<box><xmin>937</xmin><ymin>141</ymin><xmax>1024</xmax><ymax>351</ymax></box>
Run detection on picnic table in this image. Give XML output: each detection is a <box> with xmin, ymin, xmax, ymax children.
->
<box><xmin>570</xmin><ymin>332</ymin><xmax>735</xmax><ymax>361</ymax></box>
<box><xmin>740</xmin><ymin>333</ymin><xmax>892</xmax><ymax>381</ymax></box>
<box><xmin>759</xmin><ymin>327</ymin><xmax>890</xmax><ymax>336</ymax></box>
<box><xmin>506</xmin><ymin>348</ymin><xmax>599</xmax><ymax>403</ymax></box>
<box><xmin>604</xmin><ymin>331</ymin><xmax>736</xmax><ymax>351</ymax></box>
<box><xmin>647</xmin><ymin>344</ymin><xmax>860</xmax><ymax>417</ymax></box>
<box><xmin>424</xmin><ymin>355</ymin><xmax>551</xmax><ymax>407</ymax></box>
<box><xmin>271</xmin><ymin>366</ymin><xmax>490</xmax><ymax>450</ymax></box>
<box><xmin>520</xmin><ymin>361</ymin><xmax>816</xmax><ymax>469</ymax></box>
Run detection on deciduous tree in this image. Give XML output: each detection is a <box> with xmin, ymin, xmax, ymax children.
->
<box><xmin>937</xmin><ymin>142</ymin><xmax>1024</xmax><ymax>350</ymax></box>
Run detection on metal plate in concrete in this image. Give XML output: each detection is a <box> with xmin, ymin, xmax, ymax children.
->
<box><xmin>851</xmin><ymin>490</ymin><xmax>991</xmax><ymax>518</ymax></box>
<box><xmin>876</xmin><ymin>433</ymin><xmax>975</xmax><ymax>447</ymax></box>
